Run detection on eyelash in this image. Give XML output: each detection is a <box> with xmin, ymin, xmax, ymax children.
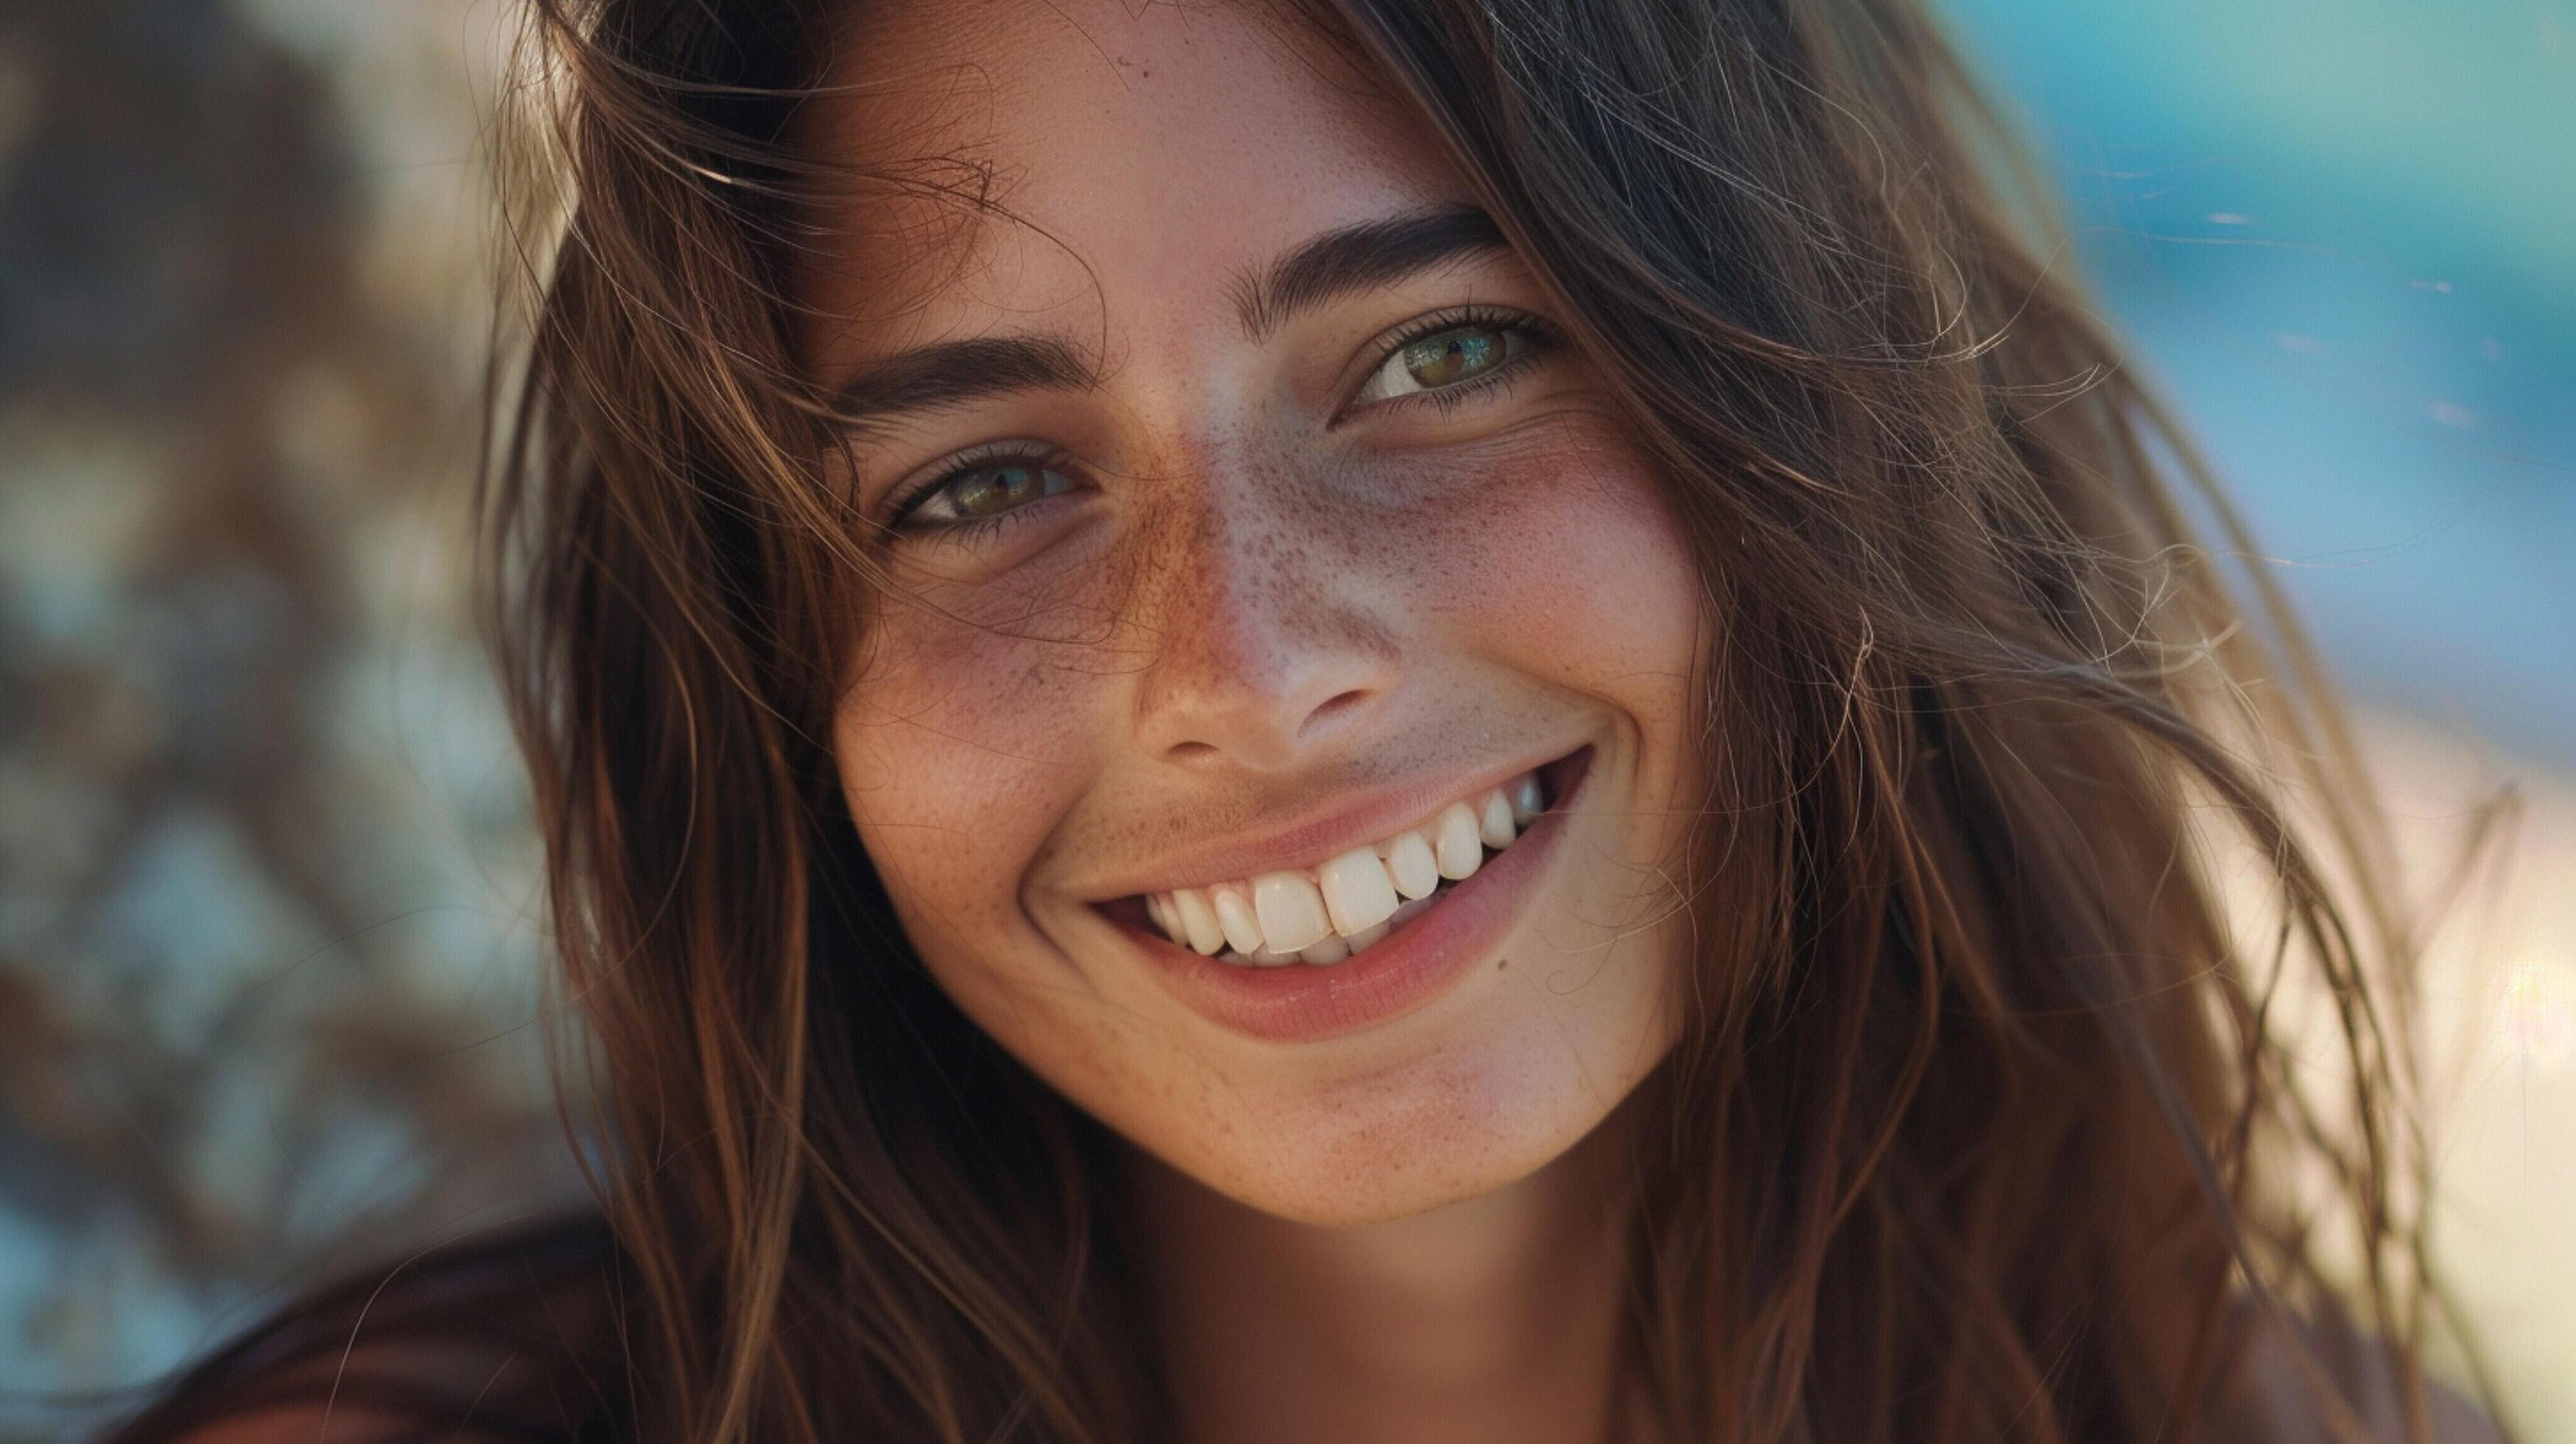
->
<box><xmin>882</xmin><ymin>441</ymin><xmax>1078</xmax><ymax>546</ymax></box>
<box><xmin>1341</xmin><ymin>304</ymin><xmax>1557</xmax><ymax>423</ymax></box>
<box><xmin>884</xmin><ymin>306</ymin><xmax>1558</xmax><ymax>540</ymax></box>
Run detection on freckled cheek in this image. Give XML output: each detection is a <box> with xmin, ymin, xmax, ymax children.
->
<box><xmin>1361</xmin><ymin>445</ymin><xmax>1700</xmax><ymax>712</ymax></box>
<box><xmin>833</xmin><ymin>589</ymin><xmax>1119</xmax><ymax>944</ymax></box>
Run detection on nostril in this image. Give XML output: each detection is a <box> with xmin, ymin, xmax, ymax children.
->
<box><xmin>1144</xmin><ymin>665</ymin><xmax>1391</xmax><ymax>770</ymax></box>
<box><xmin>1298</xmin><ymin>687</ymin><xmax>1374</xmax><ymax>738</ymax></box>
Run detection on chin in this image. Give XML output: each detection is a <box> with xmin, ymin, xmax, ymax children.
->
<box><xmin>1155</xmin><ymin>999</ymin><xmax>1674</xmax><ymax>1226</ymax></box>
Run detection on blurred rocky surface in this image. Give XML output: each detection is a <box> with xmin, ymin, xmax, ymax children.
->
<box><xmin>0</xmin><ymin>3</ymin><xmax>572</xmax><ymax>1436</ymax></box>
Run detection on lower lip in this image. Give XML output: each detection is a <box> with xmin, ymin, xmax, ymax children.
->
<box><xmin>1115</xmin><ymin>758</ymin><xmax>1585</xmax><ymax>1044</ymax></box>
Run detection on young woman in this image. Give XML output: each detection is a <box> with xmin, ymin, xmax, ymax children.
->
<box><xmin>116</xmin><ymin>0</ymin><xmax>2510</xmax><ymax>1439</ymax></box>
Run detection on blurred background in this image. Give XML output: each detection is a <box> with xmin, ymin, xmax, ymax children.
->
<box><xmin>0</xmin><ymin>1</ymin><xmax>2566</xmax><ymax>1439</ymax></box>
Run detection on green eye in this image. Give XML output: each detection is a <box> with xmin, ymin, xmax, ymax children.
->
<box><xmin>1351</xmin><ymin>315</ymin><xmax>1539</xmax><ymax>409</ymax></box>
<box><xmin>902</xmin><ymin>455</ymin><xmax>1078</xmax><ymax>530</ymax></box>
<box><xmin>1398</xmin><ymin>325</ymin><xmax>1506</xmax><ymax>388</ymax></box>
<box><xmin>950</xmin><ymin>461</ymin><xmax>1053</xmax><ymax>518</ymax></box>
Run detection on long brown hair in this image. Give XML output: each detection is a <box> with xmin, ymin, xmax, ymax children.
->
<box><xmin>116</xmin><ymin>0</ymin><xmax>2501</xmax><ymax>1439</ymax></box>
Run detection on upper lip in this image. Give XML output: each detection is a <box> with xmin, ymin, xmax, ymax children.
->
<box><xmin>1075</xmin><ymin>745</ymin><xmax>1584</xmax><ymax>902</ymax></box>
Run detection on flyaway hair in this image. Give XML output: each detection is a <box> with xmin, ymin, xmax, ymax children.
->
<box><xmin>113</xmin><ymin>0</ymin><xmax>2511</xmax><ymax>1440</ymax></box>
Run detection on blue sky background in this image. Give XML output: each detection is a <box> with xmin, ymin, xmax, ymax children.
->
<box><xmin>1937</xmin><ymin>0</ymin><xmax>2574</xmax><ymax>766</ymax></box>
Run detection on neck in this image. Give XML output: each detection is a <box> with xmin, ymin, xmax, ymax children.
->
<box><xmin>1131</xmin><ymin>1142</ymin><xmax>1629</xmax><ymax>1444</ymax></box>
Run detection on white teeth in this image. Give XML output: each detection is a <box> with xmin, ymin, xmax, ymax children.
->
<box><xmin>1433</xmin><ymin>802</ymin><xmax>1484</xmax><ymax>880</ymax></box>
<box><xmin>1211</xmin><ymin>885</ymin><xmax>1265</xmax><ymax>955</ymax></box>
<box><xmin>1252</xmin><ymin>871</ymin><xmax>1333</xmax><ymax>954</ymax></box>
<box><xmin>1318</xmin><ymin>845</ymin><xmax>1400</xmax><ymax>936</ymax></box>
<box><xmin>1151</xmin><ymin>765</ymin><xmax>1563</xmax><ymax>967</ymax></box>
<box><xmin>1382</xmin><ymin>830</ymin><xmax>1439</xmax><ymax>900</ymax></box>
<box><xmin>1173</xmin><ymin>887</ymin><xmax>1226</xmax><ymax>955</ymax></box>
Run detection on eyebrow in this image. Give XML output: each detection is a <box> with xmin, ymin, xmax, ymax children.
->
<box><xmin>829</xmin><ymin>333</ymin><xmax>1098</xmax><ymax>432</ymax></box>
<box><xmin>824</xmin><ymin>202</ymin><xmax>1511</xmax><ymax>427</ymax></box>
<box><xmin>1230</xmin><ymin>203</ymin><xmax>1509</xmax><ymax>340</ymax></box>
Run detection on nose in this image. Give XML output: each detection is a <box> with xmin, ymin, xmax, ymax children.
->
<box><xmin>1127</xmin><ymin>468</ymin><xmax>1400</xmax><ymax>773</ymax></box>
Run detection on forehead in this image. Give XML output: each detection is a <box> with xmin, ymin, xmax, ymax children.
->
<box><xmin>796</xmin><ymin>0</ymin><xmax>1473</xmax><ymax>357</ymax></box>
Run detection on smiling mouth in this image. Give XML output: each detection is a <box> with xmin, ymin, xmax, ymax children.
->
<box><xmin>1116</xmin><ymin>748</ymin><xmax>1590</xmax><ymax>967</ymax></box>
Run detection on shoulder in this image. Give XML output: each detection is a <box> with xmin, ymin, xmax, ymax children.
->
<box><xmin>105</xmin><ymin>1213</ymin><xmax>631</xmax><ymax>1443</ymax></box>
<box><xmin>2216</xmin><ymin>1297</ymin><xmax>2513</xmax><ymax>1444</ymax></box>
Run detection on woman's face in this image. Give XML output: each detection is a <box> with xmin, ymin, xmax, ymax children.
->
<box><xmin>807</xmin><ymin>0</ymin><xmax>1702</xmax><ymax>1224</ymax></box>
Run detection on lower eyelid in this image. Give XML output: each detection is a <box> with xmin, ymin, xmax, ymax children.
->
<box><xmin>905</xmin><ymin>506</ymin><xmax>1039</xmax><ymax>549</ymax></box>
